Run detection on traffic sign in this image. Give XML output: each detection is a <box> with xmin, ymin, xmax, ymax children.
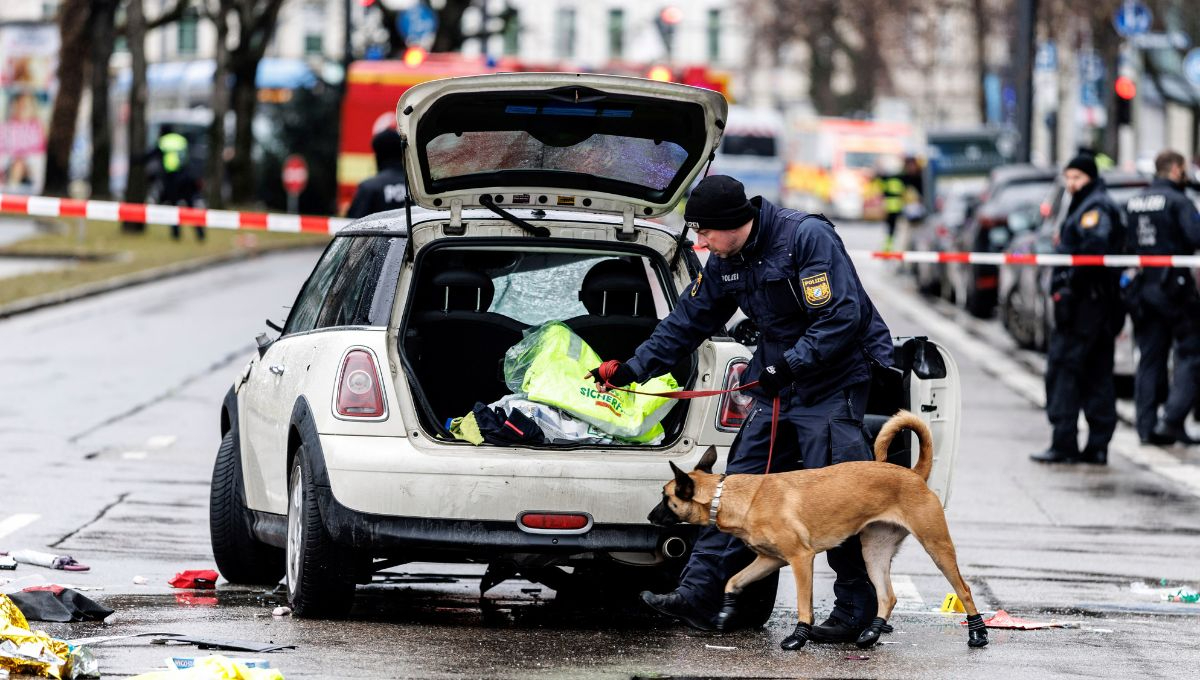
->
<box><xmin>1113</xmin><ymin>1</ymin><xmax>1152</xmax><ymax>38</ymax></box>
<box><xmin>1185</xmin><ymin>48</ymin><xmax>1200</xmax><ymax>87</ymax></box>
<box><xmin>283</xmin><ymin>155</ymin><xmax>308</xmax><ymax>195</ymax></box>
<box><xmin>1035</xmin><ymin>41</ymin><xmax>1057</xmax><ymax>71</ymax></box>
<box><xmin>399</xmin><ymin>4</ymin><xmax>437</xmax><ymax>46</ymax></box>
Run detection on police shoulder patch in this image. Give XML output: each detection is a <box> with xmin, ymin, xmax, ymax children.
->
<box><xmin>801</xmin><ymin>272</ymin><xmax>832</xmax><ymax>307</ymax></box>
<box><xmin>690</xmin><ymin>272</ymin><xmax>702</xmax><ymax>297</ymax></box>
<box><xmin>1080</xmin><ymin>210</ymin><xmax>1100</xmax><ymax>229</ymax></box>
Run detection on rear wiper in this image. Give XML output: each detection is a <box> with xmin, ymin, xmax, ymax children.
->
<box><xmin>478</xmin><ymin>194</ymin><xmax>551</xmax><ymax>237</ymax></box>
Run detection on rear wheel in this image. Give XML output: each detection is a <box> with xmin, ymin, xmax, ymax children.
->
<box><xmin>286</xmin><ymin>447</ymin><xmax>355</xmax><ymax>617</ymax></box>
<box><xmin>209</xmin><ymin>431</ymin><xmax>285</xmax><ymax>585</ymax></box>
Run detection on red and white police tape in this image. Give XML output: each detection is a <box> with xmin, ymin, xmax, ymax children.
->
<box><xmin>847</xmin><ymin>249</ymin><xmax>1200</xmax><ymax>268</ymax></box>
<box><xmin>4</xmin><ymin>193</ymin><xmax>1199</xmax><ymax>268</ymax></box>
<box><xmin>0</xmin><ymin>193</ymin><xmax>351</xmax><ymax>234</ymax></box>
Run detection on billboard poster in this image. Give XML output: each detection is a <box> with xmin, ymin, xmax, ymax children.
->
<box><xmin>0</xmin><ymin>22</ymin><xmax>59</xmax><ymax>195</ymax></box>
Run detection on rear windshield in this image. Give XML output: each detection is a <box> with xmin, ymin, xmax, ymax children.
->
<box><xmin>720</xmin><ymin>134</ymin><xmax>777</xmax><ymax>158</ymax></box>
<box><xmin>428</xmin><ymin>131</ymin><xmax>688</xmax><ymax>191</ymax></box>
<box><xmin>991</xmin><ymin>181</ymin><xmax>1054</xmax><ymax>210</ymax></box>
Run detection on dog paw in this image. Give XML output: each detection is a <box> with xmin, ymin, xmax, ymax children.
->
<box><xmin>780</xmin><ymin>622</ymin><xmax>812</xmax><ymax>651</ymax></box>
<box><xmin>715</xmin><ymin>593</ymin><xmax>738</xmax><ymax>632</ymax></box>
<box><xmin>966</xmin><ymin>613</ymin><xmax>989</xmax><ymax>648</ymax></box>
<box><xmin>855</xmin><ymin>617</ymin><xmax>887</xmax><ymax>648</ymax></box>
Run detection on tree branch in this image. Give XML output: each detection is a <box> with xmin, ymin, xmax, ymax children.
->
<box><xmin>116</xmin><ymin>0</ymin><xmax>191</xmax><ymax>36</ymax></box>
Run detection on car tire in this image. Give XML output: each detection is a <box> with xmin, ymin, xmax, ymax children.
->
<box><xmin>210</xmin><ymin>430</ymin><xmax>286</xmax><ymax>585</ymax></box>
<box><xmin>286</xmin><ymin>447</ymin><xmax>355</xmax><ymax>618</ymax></box>
<box><xmin>1004</xmin><ymin>290</ymin><xmax>1035</xmax><ymax>349</ymax></box>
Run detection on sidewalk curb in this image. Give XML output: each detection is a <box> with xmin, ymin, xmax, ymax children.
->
<box><xmin>0</xmin><ymin>243</ymin><xmax>324</xmax><ymax>320</ymax></box>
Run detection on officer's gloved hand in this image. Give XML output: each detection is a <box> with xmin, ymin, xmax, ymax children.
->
<box><xmin>756</xmin><ymin>363</ymin><xmax>794</xmax><ymax>397</ymax></box>
<box><xmin>589</xmin><ymin>360</ymin><xmax>637</xmax><ymax>390</ymax></box>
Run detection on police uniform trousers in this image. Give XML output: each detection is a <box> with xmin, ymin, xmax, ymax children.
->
<box><xmin>1134</xmin><ymin>308</ymin><xmax>1175</xmax><ymax>440</ymax></box>
<box><xmin>1045</xmin><ymin>306</ymin><xmax>1117</xmax><ymax>454</ymax></box>
<box><xmin>1140</xmin><ymin>305</ymin><xmax>1200</xmax><ymax>432</ymax></box>
<box><xmin>676</xmin><ymin>380</ymin><xmax>876</xmax><ymax>627</ymax></box>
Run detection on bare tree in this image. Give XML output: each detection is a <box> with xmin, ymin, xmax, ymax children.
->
<box><xmin>123</xmin><ymin>0</ymin><xmax>149</xmax><ymax>233</ymax></box>
<box><xmin>202</xmin><ymin>0</ymin><xmax>232</xmax><ymax>208</ymax></box>
<box><xmin>43</xmin><ymin>0</ymin><xmax>92</xmax><ymax>197</ymax></box>
<box><xmin>89</xmin><ymin>0</ymin><xmax>119</xmax><ymax>200</ymax></box>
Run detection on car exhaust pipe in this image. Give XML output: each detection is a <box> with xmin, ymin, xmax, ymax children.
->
<box><xmin>661</xmin><ymin>536</ymin><xmax>688</xmax><ymax>559</ymax></box>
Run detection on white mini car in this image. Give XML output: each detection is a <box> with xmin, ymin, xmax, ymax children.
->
<box><xmin>209</xmin><ymin>73</ymin><xmax>963</xmax><ymax>618</ymax></box>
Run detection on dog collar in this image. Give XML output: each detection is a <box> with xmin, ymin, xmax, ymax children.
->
<box><xmin>709</xmin><ymin>475</ymin><xmax>727</xmax><ymax>526</ymax></box>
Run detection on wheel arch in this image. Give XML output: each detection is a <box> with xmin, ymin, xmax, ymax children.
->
<box><xmin>221</xmin><ymin>386</ymin><xmax>238</xmax><ymax>439</ymax></box>
<box><xmin>287</xmin><ymin>396</ymin><xmax>332</xmax><ymax>494</ymax></box>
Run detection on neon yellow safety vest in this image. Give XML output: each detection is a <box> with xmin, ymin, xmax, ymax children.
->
<box><xmin>883</xmin><ymin>177</ymin><xmax>905</xmax><ymax>213</ymax></box>
<box><xmin>504</xmin><ymin>321</ymin><xmax>677</xmax><ymax>442</ymax></box>
<box><xmin>158</xmin><ymin>132</ymin><xmax>188</xmax><ymax>173</ymax></box>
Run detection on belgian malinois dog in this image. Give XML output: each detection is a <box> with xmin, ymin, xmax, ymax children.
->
<box><xmin>648</xmin><ymin>411</ymin><xmax>988</xmax><ymax>651</ymax></box>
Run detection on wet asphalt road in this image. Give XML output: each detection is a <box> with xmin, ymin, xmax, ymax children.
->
<box><xmin>1</xmin><ymin>222</ymin><xmax>1199</xmax><ymax>678</ymax></box>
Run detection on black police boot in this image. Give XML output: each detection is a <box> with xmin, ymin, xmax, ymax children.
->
<box><xmin>780</xmin><ymin>621</ymin><xmax>812</xmax><ymax>650</ymax></box>
<box><xmin>714</xmin><ymin>592</ymin><xmax>738</xmax><ymax>632</ymax></box>
<box><xmin>1079</xmin><ymin>447</ymin><xmax>1108</xmax><ymax>465</ymax></box>
<box><xmin>639</xmin><ymin>590</ymin><xmax>716</xmax><ymax>632</ymax></box>
<box><xmin>966</xmin><ymin>613</ymin><xmax>989</xmax><ymax>647</ymax></box>
<box><xmin>1151</xmin><ymin>421</ymin><xmax>1200</xmax><ymax>446</ymax></box>
<box><xmin>855</xmin><ymin>616</ymin><xmax>889</xmax><ymax>648</ymax></box>
<box><xmin>1029</xmin><ymin>448</ymin><xmax>1078</xmax><ymax>463</ymax></box>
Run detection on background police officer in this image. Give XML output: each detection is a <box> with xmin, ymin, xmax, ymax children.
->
<box><xmin>1126</xmin><ymin>150</ymin><xmax>1200</xmax><ymax>445</ymax></box>
<box><xmin>590</xmin><ymin>175</ymin><xmax>895</xmax><ymax>644</ymax></box>
<box><xmin>1031</xmin><ymin>155</ymin><xmax>1125</xmax><ymax>464</ymax></box>
<box><xmin>346</xmin><ymin>128</ymin><xmax>408</xmax><ymax>219</ymax></box>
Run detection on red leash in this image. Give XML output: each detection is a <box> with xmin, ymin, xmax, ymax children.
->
<box><xmin>593</xmin><ymin>360</ymin><xmax>780</xmax><ymax>473</ymax></box>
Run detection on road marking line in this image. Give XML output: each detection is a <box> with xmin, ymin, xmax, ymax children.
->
<box><xmin>0</xmin><ymin>513</ymin><xmax>40</xmax><ymax>539</ymax></box>
<box><xmin>146</xmin><ymin>435</ymin><xmax>176</xmax><ymax>449</ymax></box>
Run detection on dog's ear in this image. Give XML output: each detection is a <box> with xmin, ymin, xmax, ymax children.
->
<box><xmin>669</xmin><ymin>461</ymin><xmax>694</xmax><ymax>500</ymax></box>
<box><xmin>694</xmin><ymin>448</ymin><xmax>717</xmax><ymax>474</ymax></box>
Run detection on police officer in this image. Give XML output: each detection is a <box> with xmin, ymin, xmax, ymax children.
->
<box><xmin>346</xmin><ymin>128</ymin><xmax>408</xmax><ymax>219</ymax></box>
<box><xmin>590</xmin><ymin>175</ymin><xmax>895</xmax><ymax>644</ymax></box>
<box><xmin>1031</xmin><ymin>155</ymin><xmax>1125</xmax><ymax>464</ymax></box>
<box><xmin>149</xmin><ymin>124</ymin><xmax>203</xmax><ymax>240</ymax></box>
<box><xmin>1126</xmin><ymin>150</ymin><xmax>1200</xmax><ymax>445</ymax></box>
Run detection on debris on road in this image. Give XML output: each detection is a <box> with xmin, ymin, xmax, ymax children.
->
<box><xmin>0</xmin><ymin>594</ymin><xmax>72</xmax><ymax>678</ymax></box>
<box><xmin>0</xmin><ymin>556</ymin><xmax>15</xmax><ymax>571</ymax></box>
<box><xmin>168</xmin><ymin>570</ymin><xmax>219</xmax><ymax>589</ymax></box>
<box><xmin>130</xmin><ymin>654</ymin><xmax>283</xmax><ymax>679</ymax></box>
<box><xmin>9</xmin><ymin>587</ymin><xmax>113</xmax><ymax>623</ymax></box>
<box><xmin>845</xmin><ymin>654</ymin><xmax>870</xmax><ymax>660</ymax></box>
<box><xmin>964</xmin><ymin>609</ymin><xmax>1068</xmax><ymax>630</ymax></box>
<box><xmin>1130</xmin><ymin>580</ymin><xmax>1200</xmax><ymax>603</ymax></box>
<box><xmin>270</xmin><ymin>606</ymin><xmax>290</xmax><ymax>617</ymax></box>
<box><xmin>9</xmin><ymin>551</ymin><xmax>89</xmax><ymax>573</ymax></box>
<box><xmin>703</xmin><ymin>644</ymin><xmax>736</xmax><ymax>650</ymax></box>
<box><xmin>150</xmin><ymin>634</ymin><xmax>296</xmax><ymax>653</ymax></box>
<box><xmin>167</xmin><ymin>656</ymin><xmax>272</xmax><ymax>670</ymax></box>
<box><xmin>132</xmin><ymin>576</ymin><xmax>148</xmax><ymax>585</ymax></box>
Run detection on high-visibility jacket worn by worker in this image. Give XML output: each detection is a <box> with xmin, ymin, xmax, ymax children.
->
<box><xmin>504</xmin><ymin>321</ymin><xmax>677</xmax><ymax>442</ymax></box>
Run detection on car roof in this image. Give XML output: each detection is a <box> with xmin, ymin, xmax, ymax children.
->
<box><xmin>988</xmin><ymin>164</ymin><xmax>1056</xmax><ymax>187</ymax></box>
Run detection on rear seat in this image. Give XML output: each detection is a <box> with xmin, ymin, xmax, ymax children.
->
<box><xmin>408</xmin><ymin>269</ymin><xmax>527</xmax><ymax>420</ymax></box>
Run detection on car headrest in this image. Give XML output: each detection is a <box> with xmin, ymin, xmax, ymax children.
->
<box><xmin>578</xmin><ymin>259</ymin><xmax>653</xmax><ymax>317</ymax></box>
<box><xmin>427</xmin><ymin>269</ymin><xmax>495</xmax><ymax>313</ymax></box>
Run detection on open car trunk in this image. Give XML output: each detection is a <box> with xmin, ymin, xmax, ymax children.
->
<box><xmin>399</xmin><ymin>236</ymin><xmax>697</xmax><ymax>447</ymax></box>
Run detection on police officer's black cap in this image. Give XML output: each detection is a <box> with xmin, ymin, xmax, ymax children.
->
<box><xmin>1065</xmin><ymin>154</ymin><xmax>1098</xmax><ymax>180</ymax></box>
<box><xmin>684</xmin><ymin>175</ymin><xmax>757</xmax><ymax>231</ymax></box>
<box><xmin>372</xmin><ymin>128</ymin><xmax>404</xmax><ymax>164</ymax></box>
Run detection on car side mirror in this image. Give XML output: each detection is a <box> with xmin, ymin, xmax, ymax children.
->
<box><xmin>256</xmin><ymin>332</ymin><xmax>273</xmax><ymax>357</ymax></box>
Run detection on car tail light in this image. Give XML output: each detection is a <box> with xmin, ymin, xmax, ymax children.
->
<box><xmin>718</xmin><ymin>361</ymin><xmax>754</xmax><ymax>431</ymax></box>
<box><xmin>977</xmin><ymin>215</ymin><xmax>1006</xmax><ymax>230</ymax></box>
<box><xmin>518</xmin><ymin>512</ymin><xmax>591</xmax><ymax>532</ymax></box>
<box><xmin>335</xmin><ymin>349</ymin><xmax>385</xmax><ymax>418</ymax></box>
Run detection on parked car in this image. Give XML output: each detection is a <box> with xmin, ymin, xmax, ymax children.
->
<box><xmin>998</xmin><ymin>171</ymin><xmax>1150</xmax><ymax>394</ymax></box>
<box><xmin>947</xmin><ymin>165</ymin><xmax>1057</xmax><ymax>317</ymax></box>
<box><xmin>209</xmin><ymin>73</ymin><xmax>965</xmax><ymax>619</ymax></box>
<box><xmin>908</xmin><ymin>184</ymin><xmax>982</xmax><ymax>298</ymax></box>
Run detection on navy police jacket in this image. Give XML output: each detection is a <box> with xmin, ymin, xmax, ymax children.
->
<box><xmin>627</xmin><ymin>199</ymin><xmax>894</xmax><ymax>404</ymax></box>
<box><xmin>1052</xmin><ymin>178</ymin><xmax>1124</xmax><ymax>298</ymax></box>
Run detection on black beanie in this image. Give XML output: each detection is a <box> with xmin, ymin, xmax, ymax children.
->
<box><xmin>1065</xmin><ymin>154</ymin><xmax>1098</xmax><ymax>180</ymax></box>
<box><xmin>684</xmin><ymin>175</ymin><xmax>757</xmax><ymax>231</ymax></box>
<box><xmin>372</xmin><ymin>128</ymin><xmax>405</xmax><ymax>168</ymax></box>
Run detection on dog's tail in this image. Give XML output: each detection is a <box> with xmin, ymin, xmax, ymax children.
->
<box><xmin>874</xmin><ymin>410</ymin><xmax>935</xmax><ymax>482</ymax></box>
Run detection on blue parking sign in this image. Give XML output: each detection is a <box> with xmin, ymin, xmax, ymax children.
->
<box><xmin>399</xmin><ymin>4</ymin><xmax>438</xmax><ymax>44</ymax></box>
